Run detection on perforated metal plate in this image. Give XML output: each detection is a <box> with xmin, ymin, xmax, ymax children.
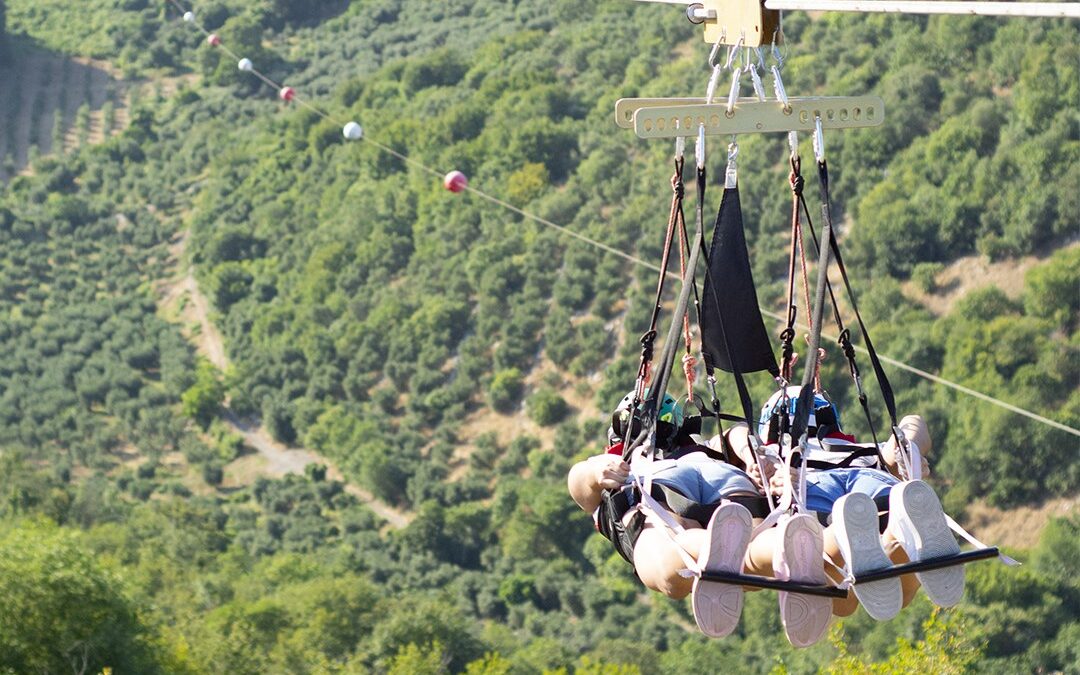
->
<box><xmin>628</xmin><ymin>96</ymin><xmax>885</xmax><ymax>138</ymax></box>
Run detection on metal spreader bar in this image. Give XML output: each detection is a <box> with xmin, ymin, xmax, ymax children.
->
<box><xmin>622</xmin><ymin>96</ymin><xmax>884</xmax><ymax>139</ymax></box>
<box><xmin>852</xmin><ymin>547</ymin><xmax>1001</xmax><ymax>585</ymax></box>
<box><xmin>698</xmin><ymin>570</ymin><xmax>850</xmax><ymax>598</ymax></box>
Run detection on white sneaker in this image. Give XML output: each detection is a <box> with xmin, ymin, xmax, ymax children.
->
<box><xmin>773</xmin><ymin>514</ymin><xmax>833</xmax><ymax>648</ymax></box>
<box><xmin>888</xmin><ymin>480</ymin><xmax>965</xmax><ymax>607</ymax></box>
<box><xmin>832</xmin><ymin>492</ymin><xmax>903</xmax><ymax>620</ymax></box>
<box><xmin>692</xmin><ymin>502</ymin><xmax>752</xmax><ymax>638</ymax></box>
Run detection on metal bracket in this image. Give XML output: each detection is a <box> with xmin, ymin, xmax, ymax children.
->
<box><xmin>618</xmin><ymin>96</ymin><xmax>885</xmax><ymax>138</ymax></box>
<box><xmin>701</xmin><ymin>0</ymin><xmax>782</xmax><ymax>46</ymax></box>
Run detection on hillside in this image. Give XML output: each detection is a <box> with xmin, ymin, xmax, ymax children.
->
<box><xmin>0</xmin><ymin>1</ymin><xmax>1077</xmax><ymax>673</ymax></box>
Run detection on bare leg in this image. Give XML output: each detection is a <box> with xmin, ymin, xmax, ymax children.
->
<box><xmin>822</xmin><ymin>526</ymin><xmax>861</xmax><ymax>616</ymax></box>
<box><xmin>883</xmin><ymin>415</ymin><xmax>933</xmax><ymax>476</ymax></box>
<box><xmin>744</xmin><ymin>522</ymin><xmax>863</xmax><ymax>616</ymax></box>
<box><xmin>882</xmin><ymin>528</ymin><xmax>921</xmax><ymax>607</ymax></box>
<box><xmin>631</xmin><ymin>522</ymin><xmax>704</xmax><ymax>599</ymax></box>
<box><xmin>743</xmin><ymin>526</ymin><xmax>779</xmax><ymax>577</ymax></box>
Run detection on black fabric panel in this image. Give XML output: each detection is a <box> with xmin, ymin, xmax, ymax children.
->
<box><xmin>651</xmin><ymin>484</ymin><xmax>770</xmax><ymax>523</ymax></box>
<box><xmin>700</xmin><ymin>186</ymin><xmax>778</xmax><ymax>376</ymax></box>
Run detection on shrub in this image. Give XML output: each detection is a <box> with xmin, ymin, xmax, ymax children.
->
<box><xmin>911</xmin><ymin>261</ymin><xmax>945</xmax><ymax>293</ymax></box>
<box><xmin>527</xmin><ymin>388</ymin><xmax>568</xmax><ymax>426</ymax></box>
<box><xmin>488</xmin><ymin>368</ymin><xmax>524</xmax><ymax>414</ymax></box>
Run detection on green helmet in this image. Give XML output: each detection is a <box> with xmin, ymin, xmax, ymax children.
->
<box><xmin>609</xmin><ymin>389</ymin><xmax>684</xmax><ymax>447</ymax></box>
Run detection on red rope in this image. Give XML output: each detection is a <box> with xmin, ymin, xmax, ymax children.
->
<box><xmin>675</xmin><ymin>193</ymin><xmax>696</xmax><ymax>401</ymax></box>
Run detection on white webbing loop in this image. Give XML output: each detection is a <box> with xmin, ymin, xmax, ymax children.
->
<box><xmin>726</xmin><ymin>69</ymin><xmax>742</xmax><ymax>116</ymax></box>
<box><xmin>825</xmin><ymin>555</ymin><xmax>854</xmax><ymax>590</ymax></box>
<box><xmin>747</xmin><ymin>433</ymin><xmax>777</xmax><ymax>512</ymax></box>
<box><xmin>812</xmin><ymin>116</ymin><xmax>826</xmax><ymax>164</ymax></box>
<box><xmin>695</xmin><ymin>124</ymin><xmax>706</xmax><ymax>169</ymax></box>
<box><xmin>725</xmin><ymin>138</ymin><xmax>739</xmax><ymax>189</ymax></box>
<box><xmin>751</xmin><ymin>444</ymin><xmax>797</xmax><ymax>539</ymax></box>
<box><xmin>705</xmin><ymin>64</ymin><xmax>724</xmax><ymax>104</ymax></box>
<box><xmin>630</xmin><ymin>450</ymin><xmax>704</xmax><ymax>576</ymax></box>
<box><xmin>750</xmin><ymin>64</ymin><xmax>767</xmax><ymax>102</ymax></box>
<box><xmin>771</xmin><ymin>65</ymin><xmax>790</xmax><ymax>110</ymax></box>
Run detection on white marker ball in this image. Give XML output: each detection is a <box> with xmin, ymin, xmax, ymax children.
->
<box><xmin>343</xmin><ymin>122</ymin><xmax>363</xmax><ymax>140</ymax></box>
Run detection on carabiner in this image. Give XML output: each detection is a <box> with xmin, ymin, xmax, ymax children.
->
<box><xmin>813</xmin><ymin>116</ymin><xmax>825</xmax><ymax>164</ymax></box>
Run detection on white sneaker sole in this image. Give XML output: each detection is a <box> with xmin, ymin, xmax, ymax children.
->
<box><xmin>776</xmin><ymin>514</ymin><xmax>832</xmax><ymax>648</ymax></box>
<box><xmin>833</xmin><ymin>493</ymin><xmax>902</xmax><ymax>621</ymax></box>
<box><xmin>891</xmin><ymin>480</ymin><xmax>964</xmax><ymax>607</ymax></box>
<box><xmin>692</xmin><ymin>502</ymin><xmax>752</xmax><ymax>638</ymax></box>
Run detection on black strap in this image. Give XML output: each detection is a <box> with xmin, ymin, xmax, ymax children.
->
<box><xmin>812</xmin><ymin>160</ymin><xmax>901</xmax><ymax>456</ymax></box>
<box><xmin>790</xmin><ymin>161</ymin><xmax>834</xmax><ymax>443</ymax></box>
<box><xmin>596</xmin><ymin>486</ymin><xmax>646</xmax><ymax>565</ymax></box>
<box><xmin>628</xmin><ymin>165</ymin><xmax>709</xmax><ymax>459</ymax></box>
<box><xmin>651</xmin><ymin>483</ymin><xmax>771</xmax><ymax>522</ymax></box>
<box><xmin>792</xmin><ymin>157</ymin><xmax>881</xmax><ymax>450</ymax></box>
<box><xmin>622</xmin><ymin>159</ymin><xmax>688</xmax><ymax>452</ymax></box>
<box><xmin>804</xmin><ymin>445</ymin><xmax>880</xmax><ymax>470</ymax></box>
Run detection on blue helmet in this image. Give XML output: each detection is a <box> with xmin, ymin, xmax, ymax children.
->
<box><xmin>758</xmin><ymin>385</ymin><xmax>841</xmax><ymax>443</ymax></box>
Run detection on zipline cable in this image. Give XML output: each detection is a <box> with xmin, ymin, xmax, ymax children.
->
<box><xmin>164</xmin><ymin>1</ymin><xmax>1080</xmax><ymax>439</ymax></box>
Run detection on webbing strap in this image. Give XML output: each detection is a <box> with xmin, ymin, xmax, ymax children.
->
<box><xmin>812</xmin><ymin>160</ymin><xmax>904</xmax><ymax>465</ymax></box>
<box><xmin>943</xmin><ymin>514</ymin><xmax>1021</xmax><ymax>566</ymax></box>
<box><xmin>792</xmin><ymin>157</ymin><xmax>886</xmax><ymax>459</ymax></box>
<box><xmin>631</xmin><ymin>167</ymin><xmax>710</xmax><ymax>458</ymax></box>
<box><xmin>789</xmin><ymin>162</ymin><xmax>835</xmax><ymax>444</ymax></box>
<box><xmin>632</xmin><ymin>158</ymin><xmax>687</xmax><ymax>407</ymax></box>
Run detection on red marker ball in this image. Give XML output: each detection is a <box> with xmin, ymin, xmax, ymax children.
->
<box><xmin>444</xmin><ymin>170</ymin><xmax>468</xmax><ymax>193</ymax></box>
<box><xmin>207</xmin><ymin>34</ymin><xmax>222</xmax><ymax>47</ymax></box>
<box><xmin>279</xmin><ymin>86</ymin><xmax>296</xmax><ymax>102</ymax></box>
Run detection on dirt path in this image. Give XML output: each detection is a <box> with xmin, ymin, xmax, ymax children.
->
<box><xmin>965</xmin><ymin>495</ymin><xmax>1076</xmax><ymax>550</ymax></box>
<box><xmin>157</xmin><ymin>230</ymin><xmax>412</xmax><ymax>528</ymax></box>
<box><xmin>222</xmin><ymin>411</ymin><xmax>412</xmax><ymax>528</ymax></box>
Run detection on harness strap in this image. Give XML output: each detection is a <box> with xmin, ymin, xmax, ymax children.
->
<box><xmin>814</xmin><ymin>160</ymin><xmax>908</xmax><ymax>468</ymax></box>
<box><xmin>631</xmin><ymin>166</ymin><xmax>710</xmax><ymax>458</ymax></box>
<box><xmin>631</xmin><ymin>157</ymin><xmax>687</xmax><ymax>415</ymax></box>
<box><xmin>805</xmin><ymin>444</ymin><xmax>881</xmax><ymax>470</ymax></box>
<box><xmin>650</xmin><ymin>483</ymin><xmax>771</xmax><ymax>522</ymax></box>
<box><xmin>944</xmin><ymin>514</ymin><xmax>1021</xmax><ymax>567</ymax></box>
<box><xmin>792</xmin><ymin>157</ymin><xmax>887</xmax><ymax>460</ymax></box>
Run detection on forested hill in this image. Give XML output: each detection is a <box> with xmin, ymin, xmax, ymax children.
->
<box><xmin>0</xmin><ymin>1</ymin><xmax>1077</xmax><ymax>673</ymax></box>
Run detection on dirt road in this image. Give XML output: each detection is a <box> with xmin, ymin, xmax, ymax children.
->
<box><xmin>157</xmin><ymin>230</ymin><xmax>412</xmax><ymax>528</ymax></box>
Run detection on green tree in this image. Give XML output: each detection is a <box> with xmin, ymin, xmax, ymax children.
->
<box><xmin>527</xmin><ymin>388</ymin><xmax>568</xmax><ymax>426</ymax></box>
<box><xmin>1023</xmin><ymin>247</ymin><xmax>1080</xmax><ymax>331</ymax></box>
<box><xmin>211</xmin><ymin>262</ymin><xmax>254</xmax><ymax>311</ymax></box>
<box><xmin>488</xmin><ymin>368</ymin><xmax>524</xmax><ymax>413</ymax></box>
<box><xmin>0</xmin><ymin>521</ymin><xmax>161</xmax><ymax>674</ymax></box>
<box><xmin>181</xmin><ymin>360</ymin><xmax>225</xmax><ymax>429</ymax></box>
<box><xmin>824</xmin><ymin>610</ymin><xmax>981</xmax><ymax>674</ymax></box>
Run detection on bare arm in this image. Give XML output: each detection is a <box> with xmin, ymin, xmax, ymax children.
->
<box><xmin>724</xmin><ymin>423</ymin><xmax>784</xmax><ymax>495</ymax></box>
<box><xmin>567</xmin><ymin>454</ymin><xmax>630</xmax><ymax>513</ymax></box>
